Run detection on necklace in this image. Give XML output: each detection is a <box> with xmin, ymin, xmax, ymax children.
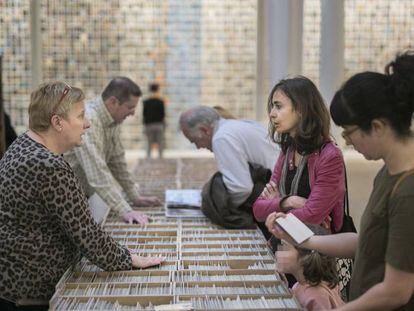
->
<box><xmin>289</xmin><ymin>156</ymin><xmax>294</xmax><ymax>171</ymax></box>
<box><xmin>289</xmin><ymin>151</ymin><xmax>303</xmax><ymax>170</ymax></box>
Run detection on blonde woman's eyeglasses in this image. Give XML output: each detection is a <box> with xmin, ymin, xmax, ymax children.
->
<box><xmin>53</xmin><ymin>83</ymin><xmax>72</xmax><ymax>114</ymax></box>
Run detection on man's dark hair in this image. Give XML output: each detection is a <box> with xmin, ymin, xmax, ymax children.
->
<box><xmin>102</xmin><ymin>77</ymin><xmax>142</xmax><ymax>104</ymax></box>
<box><xmin>149</xmin><ymin>82</ymin><xmax>160</xmax><ymax>93</ymax></box>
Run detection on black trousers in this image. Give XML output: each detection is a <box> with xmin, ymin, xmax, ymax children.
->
<box><xmin>0</xmin><ymin>298</ymin><xmax>48</xmax><ymax>311</ymax></box>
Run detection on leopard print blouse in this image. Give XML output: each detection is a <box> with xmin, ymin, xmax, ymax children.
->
<box><xmin>0</xmin><ymin>134</ymin><xmax>132</xmax><ymax>304</ymax></box>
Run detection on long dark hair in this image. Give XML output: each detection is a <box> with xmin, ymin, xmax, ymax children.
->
<box><xmin>268</xmin><ymin>76</ymin><xmax>330</xmax><ymax>154</ymax></box>
<box><xmin>330</xmin><ymin>51</ymin><xmax>414</xmax><ymax>138</ymax></box>
<box><xmin>296</xmin><ymin>225</ymin><xmax>338</xmax><ymax>289</ymax></box>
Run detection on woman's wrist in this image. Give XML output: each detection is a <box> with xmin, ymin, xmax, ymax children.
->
<box><xmin>131</xmin><ymin>253</ymin><xmax>142</xmax><ymax>266</ymax></box>
<box><xmin>279</xmin><ymin>195</ymin><xmax>291</xmax><ymax>212</ymax></box>
<box><xmin>301</xmin><ymin>235</ymin><xmax>323</xmax><ymax>252</ymax></box>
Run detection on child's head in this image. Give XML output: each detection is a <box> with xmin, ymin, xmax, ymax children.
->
<box><xmin>295</xmin><ymin>245</ymin><xmax>338</xmax><ymax>289</ymax></box>
<box><xmin>276</xmin><ymin>225</ymin><xmax>338</xmax><ymax>289</ymax></box>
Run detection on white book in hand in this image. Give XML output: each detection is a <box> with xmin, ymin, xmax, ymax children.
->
<box><xmin>275</xmin><ymin>213</ymin><xmax>314</xmax><ymax>244</ymax></box>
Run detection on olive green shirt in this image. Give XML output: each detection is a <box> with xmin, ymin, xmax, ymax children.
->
<box><xmin>350</xmin><ymin>166</ymin><xmax>414</xmax><ymax>310</ymax></box>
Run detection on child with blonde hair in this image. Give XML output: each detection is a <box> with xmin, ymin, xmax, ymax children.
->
<box><xmin>276</xmin><ymin>226</ymin><xmax>344</xmax><ymax>310</ymax></box>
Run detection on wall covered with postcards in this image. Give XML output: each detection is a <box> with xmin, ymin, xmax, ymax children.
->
<box><xmin>1</xmin><ymin>0</ymin><xmax>257</xmax><ymax>150</ymax></box>
<box><xmin>1</xmin><ymin>0</ymin><xmax>413</xmax><ymax>150</ymax></box>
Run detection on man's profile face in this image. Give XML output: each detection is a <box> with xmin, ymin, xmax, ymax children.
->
<box><xmin>182</xmin><ymin>126</ymin><xmax>212</xmax><ymax>151</ymax></box>
<box><xmin>112</xmin><ymin>96</ymin><xmax>140</xmax><ymax>124</ymax></box>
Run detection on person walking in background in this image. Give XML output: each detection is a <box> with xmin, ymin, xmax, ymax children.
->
<box><xmin>143</xmin><ymin>82</ymin><xmax>166</xmax><ymax>158</ymax></box>
<box><xmin>65</xmin><ymin>77</ymin><xmax>161</xmax><ymax>225</ymax></box>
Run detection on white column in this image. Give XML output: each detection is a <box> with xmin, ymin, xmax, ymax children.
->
<box><xmin>256</xmin><ymin>0</ymin><xmax>303</xmax><ymax>122</ymax></box>
<box><xmin>267</xmin><ymin>0</ymin><xmax>303</xmax><ymax>86</ymax></box>
<box><xmin>30</xmin><ymin>0</ymin><xmax>42</xmax><ymax>88</ymax></box>
<box><xmin>320</xmin><ymin>0</ymin><xmax>344</xmax><ymax>105</ymax></box>
<box><xmin>319</xmin><ymin>0</ymin><xmax>345</xmax><ymax>140</ymax></box>
<box><xmin>255</xmin><ymin>0</ymin><xmax>268</xmax><ymax>121</ymax></box>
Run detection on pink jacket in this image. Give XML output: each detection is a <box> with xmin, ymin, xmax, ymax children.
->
<box><xmin>253</xmin><ymin>142</ymin><xmax>345</xmax><ymax>232</ymax></box>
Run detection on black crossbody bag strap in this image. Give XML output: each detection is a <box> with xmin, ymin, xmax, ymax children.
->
<box><xmin>344</xmin><ymin>164</ymin><xmax>351</xmax><ymax>218</ymax></box>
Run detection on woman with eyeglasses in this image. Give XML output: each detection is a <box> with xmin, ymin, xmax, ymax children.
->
<box><xmin>267</xmin><ymin>51</ymin><xmax>414</xmax><ymax>310</ymax></box>
<box><xmin>0</xmin><ymin>82</ymin><xmax>163</xmax><ymax>310</ymax></box>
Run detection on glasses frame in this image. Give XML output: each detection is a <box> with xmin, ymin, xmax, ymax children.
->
<box><xmin>341</xmin><ymin>126</ymin><xmax>359</xmax><ymax>142</ymax></box>
<box><xmin>53</xmin><ymin>84</ymin><xmax>72</xmax><ymax>114</ymax></box>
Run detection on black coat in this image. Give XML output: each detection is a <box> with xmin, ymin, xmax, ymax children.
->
<box><xmin>201</xmin><ymin>163</ymin><xmax>271</xmax><ymax>229</ymax></box>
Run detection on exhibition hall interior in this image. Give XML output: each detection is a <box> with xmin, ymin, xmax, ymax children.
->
<box><xmin>0</xmin><ymin>1</ymin><xmax>413</xmax><ymax>310</ymax></box>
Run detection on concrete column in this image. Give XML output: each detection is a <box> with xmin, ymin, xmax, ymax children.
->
<box><xmin>30</xmin><ymin>0</ymin><xmax>42</xmax><ymax>88</ymax></box>
<box><xmin>255</xmin><ymin>0</ymin><xmax>268</xmax><ymax>122</ymax></box>
<box><xmin>256</xmin><ymin>0</ymin><xmax>303</xmax><ymax>122</ymax></box>
<box><xmin>320</xmin><ymin>1</ymin><xmax>345</xmax><ymax>104</ymax></box>
<box><xmin>267</xmin><ymin>0</ymin><xmax>303</xmax><ymax>86</ymax></box>
<box><xmin>319</xmin><ymin>0</ymin><xmax>345</xmax><ymax>139</ymax></box>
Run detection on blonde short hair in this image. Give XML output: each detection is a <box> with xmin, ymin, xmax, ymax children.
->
<box><xmin>29</xmin><ymin>82</ymin><xmax>85</xmax><ymax>131</ymax></box>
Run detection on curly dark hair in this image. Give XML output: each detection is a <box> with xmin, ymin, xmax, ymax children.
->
<box><xmin>295</xmin><ymin>225</ymin><xmax>338</xmax><ymax>289</ymax></box>
<box><xmin>267</xmin><ymin>76</ymin><xmax>330</xmax><ymax>154</ymax></box>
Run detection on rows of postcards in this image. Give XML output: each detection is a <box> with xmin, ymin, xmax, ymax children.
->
<box><xmin>50</xmin><ymin>207</ymin><xmax>301</xmax><ymax>310</ymax></box>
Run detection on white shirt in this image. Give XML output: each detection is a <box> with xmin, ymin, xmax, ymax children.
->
<box><xmin>212</xmin><ymin>118</ymin><xmax>280</xmax><ymax>206</ymax></box>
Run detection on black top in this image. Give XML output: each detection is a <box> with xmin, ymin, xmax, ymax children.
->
<box><xmin>143</xmin><ymin>97</ymin><xmax>165</xmax><ymax>124</ymax></box>
<box><xmin>285</xmin><ymin>164</ymin><xmax>311</xmax><ymax>198</ymax></box>
<box><xmin>4</xmin><ymin>112</ymin><xmax>17</xmax><ymax>148</ymax></box>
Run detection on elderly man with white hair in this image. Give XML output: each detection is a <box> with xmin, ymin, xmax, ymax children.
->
<box><xmin>179</xmin><ymin>106</ymin><xmax>280</xmax><ymax>229</ymax></box>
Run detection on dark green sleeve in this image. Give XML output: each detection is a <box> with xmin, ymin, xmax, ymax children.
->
<box><xmin>386</xmin><ymin>177</ymin><xmax>414</xmax><ymax>272</ymax></box>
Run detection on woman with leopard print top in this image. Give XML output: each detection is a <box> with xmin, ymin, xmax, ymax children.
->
<box><xmin>0</xmin><ymin>82</ymin><xmax>163</xmax><ymax>310</ymax></box>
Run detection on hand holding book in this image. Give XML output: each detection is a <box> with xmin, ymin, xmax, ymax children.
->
<box><xmin>274</xmin><ymin>213</ymin><xmax>314</xmax><ymax>244</ymax></box>
<box><xmin>265</xmin><ymin>212</ymin><xmax>314</xmax><ymax>245</ymax></box>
